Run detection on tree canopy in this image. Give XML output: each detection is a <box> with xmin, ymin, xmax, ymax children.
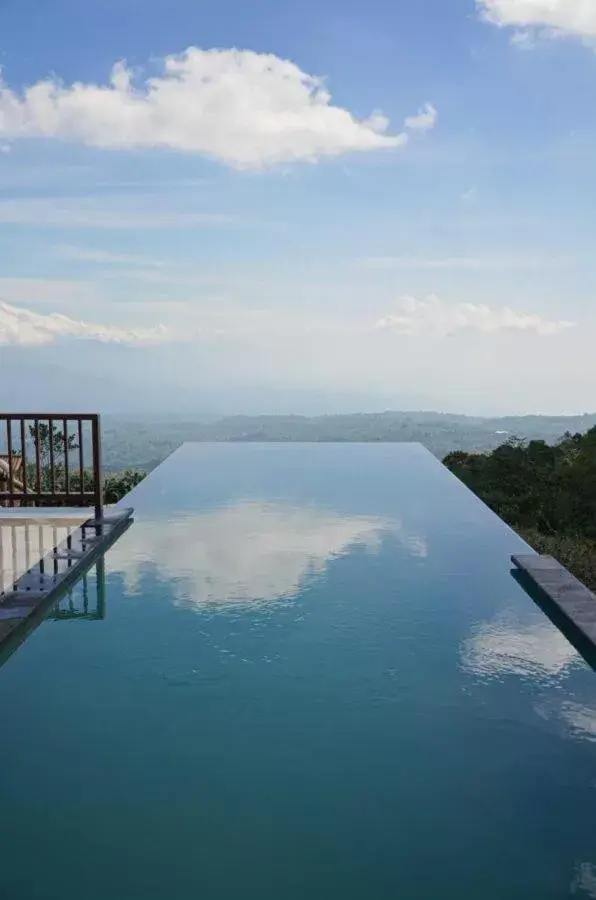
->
<box><xmin>444</xmin><ymin>428</ymin><xmax>596</xmax><ymax>589</ymax></box>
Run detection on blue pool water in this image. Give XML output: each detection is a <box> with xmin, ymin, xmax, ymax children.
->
<box><xmin>1</xmin><ymin>443</ymin><xmax>596</xmax><ymax>899</ymax></box>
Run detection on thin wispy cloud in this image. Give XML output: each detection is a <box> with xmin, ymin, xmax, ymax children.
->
<box><xmin>360</xmin><ymin>255</ymin><xmax>568</xmax><ymax>271</ymax></box>
<box><xmin>0</xmin><ymin>277</ymin><xmax>101</xmax><ymax>306</ymax></box>
<box><xmin>376</xmin><ymin>294</ymin><xmax>575</xmax><ymax>337</ymax></box>
<box><xmin>460</xmin><ymin>187</ymin><xmax>480</xmax><ymax>206</ymax></box>
<box><xmin>478</xmin><ymin>0</ymin><xmax>596</xmax><ymax>38</ymax></box>
<box><xmin>0</xmin><ymin>300</ymin><xmax>173</xmax><ymax>346</ymax></box>
<box><xmin>404</xmin><ymin>104</ymin><xmax>438</xmax><ymax>132</ymax></box>
<box><xmin>0</xmin><ymin>197</ymin><xmax>241</xmax><ymax>230</ymax></box>
<box><xmin>0</xmin><ymin>48</ymin><xmax>436</xmax><ymax>169</ymax></box>
<box><xmin>55</xmin><ymin>245</ymin><xmax>164</xmax><ymax>267</ymax></box>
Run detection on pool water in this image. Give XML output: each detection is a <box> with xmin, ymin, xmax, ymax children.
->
<box><xmin>1</xmin><ymin>443</ymin><xmax>596</xmax><ymax>900</ymax></box>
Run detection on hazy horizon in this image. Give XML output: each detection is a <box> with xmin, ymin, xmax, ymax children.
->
<box><xmin>2</xmin><ymin>346</ymin><xmax>595</xmax><ymax>422</ymax></box>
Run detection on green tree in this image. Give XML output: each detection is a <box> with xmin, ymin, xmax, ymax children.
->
<box><xmin>103</xmin><ymin>469</ymin><xmax>147</xmax><ymax>504</ymax></box>
<box><xmin>28</xmin><ymin>422</ymin><xmax>78</xmax><ymax>468</ymax></box>
<box><xmin>443</xmin><ymin>426</ymin><xmax>596</xmax><ymax>590</ymax></box>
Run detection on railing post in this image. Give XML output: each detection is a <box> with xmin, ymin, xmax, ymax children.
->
<box><xmin>6</xmin><ymin>417</ymin><xmax>14</xmax><ymax>507</ymax></box>
<box><xmin>92</xmin><ymin>414</ymin><xmax>103</xmax><ymax>520</ymax></box>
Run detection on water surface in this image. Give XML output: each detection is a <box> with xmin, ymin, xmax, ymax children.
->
<box><xmin>1</xmin><ymin>443</ymin><xmax>596</xmax><ymax>899</ymax></box>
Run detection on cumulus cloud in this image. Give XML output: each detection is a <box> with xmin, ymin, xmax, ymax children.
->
<box><xmin>376</xmin><ymin>294</ymin><xmax>575</xmax><ymax>337</ymax></box>
<box><xmin>0</xmin><ymin>48</ymin><xmax>436</xmax><ymax>169</ymax></box>
<box><xmin>0</xmin><ymin>300</ymin><xmax>172</xmax><ymax>346</ymax></box>
<box><xmin>478</xmin><ymin>0</ymin><xmax>596</xmax><ymax>38</ymax></box>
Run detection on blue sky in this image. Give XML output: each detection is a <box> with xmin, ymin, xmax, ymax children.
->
<box><xmin>1</xmin><ymin>0</ymin><xmax>596</xmax><ymax>414</ymax></box>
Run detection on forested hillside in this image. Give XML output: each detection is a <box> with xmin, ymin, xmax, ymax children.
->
<box><xmin>444</xmin><ymin>429</ymin><xmax>596</xmax><ymax>590</ymax></box>
<box><xmin>101</xmin><ymin>411</ymin><xmax>596</xmax><ymax>470</ymax></box>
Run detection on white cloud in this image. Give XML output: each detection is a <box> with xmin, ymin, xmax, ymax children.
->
<box><xmin>55</xmin><ymin>245</ymin><xmax>164</xmax><ymax>267</ymax></box>
<box><xmin>0</xmin><ymin>143</ymin><xmax>10</xmax><ymax>154</ymax></box>
<box><xmin>0</xmin><ymin>300</ymin><xmax>172</xmax><ymax>346</ymax></box>
<box><xmin>0</xmin><ymin>48</ymin><xmax>436</xmax><ymax>169</ymax></box>
<box><xmin>376</xmin><ymin>294</ymin><xmax>575</xmax><ymax>337</ymax></box>
<box><xmin>478</xmin><ymin>0</ymin><xmax>596</xmax><ymax>38</ymax></box>
<box><xmin>404</xmin><ymin>103</ymin><xmax>438</xmax><ymax>132</ymax></box>
<box><xmin>108</xmin><ymin>501</ymin><xmax>420</xmax><ymax>611</ymax></box>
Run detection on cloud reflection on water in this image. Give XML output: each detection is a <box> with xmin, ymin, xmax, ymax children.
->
<box><xmin>109</xmin><ymin>500</ymin><xmax>425</xmax><ymax>610</ymax></box>
<box><xmin>461</xmin><ymin>613</ymin><xmax>580</xmax><ymax>680</ymax></box>
<box><xmin>572</xmin><ymin>862</ymin><xmax>596</xmax><ymax>898</ymax></box>
<box><xmin>462</xmin><ymin>611</ymin><xmax>596</xmax><ymax>750</ymax></box>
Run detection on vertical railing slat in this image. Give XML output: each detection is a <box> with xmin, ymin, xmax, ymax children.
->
<box><xmin>6</xmin><ymin>418</ymin><xmax>14</xmax><ymax>504</ymax></box>
<box><xmin>48</xmin><ymin>417</ymin><xmax>56</xmax><ymax>497</ymax></box>
<box><xmin>63</xmin><ymin>417</ymin><xmax>70</xmax><ymax>498</ymax></box>
<box><xmin>92</xmin><ymin>415</ymin><xmax>103</xmax><ymax>520</ymax></box>
<box><xmin>20</xmin><ymin>417</ymin><xmax>28</xmax><ymax>498</ymax></box>
<box><xmin>78</xmin><ymin>419</ymin><xmax>84</xmax><ymax>503</ymax></box>
<box><xmin>34</xmin><ymin>418</ymin><xmax>41</xmax><ymax>503</ymax></box>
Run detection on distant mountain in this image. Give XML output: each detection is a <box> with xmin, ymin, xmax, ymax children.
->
<box><xmin>4</xmin><ymin>346</ymin><xmax>596</xmax><ymax>470</ymax></box>
<box><xmin>99</xmin><ymin>411</ymin><xmax>596</xmax><ymax>470</ymax></box>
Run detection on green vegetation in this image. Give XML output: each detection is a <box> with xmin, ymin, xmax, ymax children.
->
<box><xmin>103</xmin><ymin>469</ymin><xmax>146</xmax><ymax>504</ymax></box>
<box><xmin>17</xmin><ymin>424</ymin><xmax>146</xmax><ymax>504</ymax></box>
<box><xmin>444</xmin><ymin>429</ymin><xmax>596</xmax><ymax>591</ymax></box>
<box><xmin>28</xmin><ymin>422</ymin><xmax>78</xmax><ymax>468</ymax></box>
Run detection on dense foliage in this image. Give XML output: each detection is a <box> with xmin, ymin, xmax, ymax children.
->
<box><xmin>103</xmin><ymin>469</ymin><xmax>146</xmax><ymax>504</ymax></box>
<box><xmin>444</xmin><ymin>428</ymin><xmax>596</xmax><ymax>589</ymax></box>
<box><xmin>22</xmin><ymin>423</ymin><xmax>147</xmax><ymax>503</ymax></box>
<box><xmin>3</xmin><ymin>461</ymin><xmax>146</xmax><ymax>506</ymax></box>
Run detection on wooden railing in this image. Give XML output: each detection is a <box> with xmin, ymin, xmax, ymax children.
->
<box><xmin>0</xmin><ymin>414</ymin><xmax>103</xmax><ymax>518</ymax></box>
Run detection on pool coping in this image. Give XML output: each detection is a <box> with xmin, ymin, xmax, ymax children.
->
<box><xmin>512</xmin><ymin>554</ymin><xmax>596</xmax><ymax>654</ymax></box>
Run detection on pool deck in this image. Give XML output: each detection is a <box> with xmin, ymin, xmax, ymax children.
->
<box><xmin>512</xmin><ymin>553</ymin><xmax>596</xmax><ymax>648</ymax></box>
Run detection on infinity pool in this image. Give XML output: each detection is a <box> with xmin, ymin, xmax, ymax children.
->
<box><xmin>1</xmin><ymin>443</ymin><xmax>596</xmax><ymax>899</ymax></box>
